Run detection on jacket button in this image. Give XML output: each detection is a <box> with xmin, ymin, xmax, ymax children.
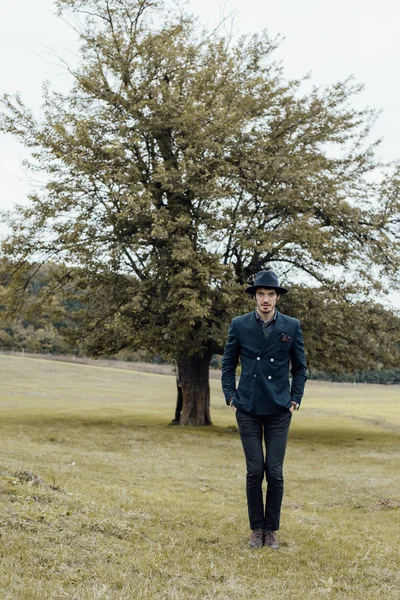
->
<box><xmin>267</xmin><ymin>376</ymin><xmax>272</xmax><ymax>380</ymax></box>
<box><xmin>270</xmin><ymin>358</ymin><xmax>274</xmax><ymax>362</ymax></box>
<box><xmin>254</xmin><ymin>374</ymin><xmax>256</xmax><ymax>378</ymax></box>
<box><xmin>257</xmin><ymin>357</ymin><xmax>260</xmax><ymax>361</ymax></box>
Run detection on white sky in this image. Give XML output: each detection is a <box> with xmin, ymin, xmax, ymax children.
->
<box><xmin>0</xmin><ymin>0</ymin><xmax>399</xmax><ymax>308</ymax></box>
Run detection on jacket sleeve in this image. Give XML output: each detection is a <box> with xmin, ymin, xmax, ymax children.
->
<box><xmin>221</xmin><ymin>319</ymin><xmax>240</xmax><ymax>404</ymax></box>
<box><xmin>289</xmin><ymin>320</ymin><xmax>307</xmax><ymax>405</ymax></box>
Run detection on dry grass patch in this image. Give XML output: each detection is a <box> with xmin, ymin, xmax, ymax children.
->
<box><xmin>0</xmin><ymin>355</ymin><xmax>399</xmax><ymax>599</ymax></box>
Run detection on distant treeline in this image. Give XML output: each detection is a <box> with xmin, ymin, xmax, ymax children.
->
<box><xmin>308</xmin><ymin>369</ymin><xmax>400</xmax><ymax>385</ymax></box>
<box><xmin>0</xmin><ymin>321</ymin><xmax>69</xmax><ymax>355</ymax></box>
<box><xmin>0</xmin><ymin>260</ymin><xmax>158</xmax><ymax>362</ymax></box>
<box><xmin>0</xmin><ymin>320</ymin><xmax>163</xmax><ymax>364</ymax></box>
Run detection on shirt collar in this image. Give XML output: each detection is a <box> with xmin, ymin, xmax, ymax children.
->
<box><xmin>255</xmin><ymin>309</ymin><xmax>277</xmax><ymax>324</ymax></box>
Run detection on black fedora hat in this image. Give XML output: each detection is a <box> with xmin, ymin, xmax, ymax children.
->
<box><xmin>245</xmin><ymin>270</ymin><xmax>288</xmax><ymax>296</ymax></box>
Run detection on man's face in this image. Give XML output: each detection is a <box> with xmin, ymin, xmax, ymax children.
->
<box><xmin>255</xmin><ymin>288</ymin><xmax>279</xmax><ymax>317</ymax></box>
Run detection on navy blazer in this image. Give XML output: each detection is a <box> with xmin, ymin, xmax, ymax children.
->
<box><xmin>221</xmin><ymin>310</ymin><xmax>307</xmax><ymax>415</ymax></box>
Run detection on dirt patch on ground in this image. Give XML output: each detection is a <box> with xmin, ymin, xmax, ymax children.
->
<box><xmin>282</xmin><ymin>502</ymin><xmax>305</xmax><ymax>510</ymax></box>
<box><xmin>372</xmin><ymin>498</ymin><xmax>400</xmax><ymax>510</ymax></box>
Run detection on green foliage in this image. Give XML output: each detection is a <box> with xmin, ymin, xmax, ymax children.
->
<box><xmin>0</xmin><ymin>259</ymin><xmax>166</xmax><ymax>360</ymax></box>
<box><xmin>1</xmin><ymin>0</ymin><xmax>399</xmax><ymax>373</ymax></box>
<box><xmin>279</xmin><ymin>285</ymin><xmax>400</xmax><ymax>373</ymax></box>
<box><xmin>0</xmin><ymin>322</ymin><xmax>68</xmax><ymax>354</ymax></box>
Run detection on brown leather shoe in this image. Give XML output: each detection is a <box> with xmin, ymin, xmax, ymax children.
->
<box><xmin>264</xmin><ymin>530</ymin><xmax>279</xmax><ymax>549</ymax></box>
<box><xmin>249</xmin><ymin>528</ymin><xmax>264</xmax><ymax>548</ymax></box>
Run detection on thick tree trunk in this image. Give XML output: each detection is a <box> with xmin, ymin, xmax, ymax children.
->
<box><xmin>174</xmin><ymin>348</ymin><xmax>213</xmax><ymax>426</ymax></box>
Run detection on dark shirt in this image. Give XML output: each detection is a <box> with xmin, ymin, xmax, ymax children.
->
<box><xmin>254</xmin><ymin>309</ymin><xmax>277</xmax><ymax>339</ymax></box>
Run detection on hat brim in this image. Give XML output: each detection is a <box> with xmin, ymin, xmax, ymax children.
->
<box><xmin>245</xmin><ymin>285</ymin><xmax>288</xmax><ymax>296</ymax></box>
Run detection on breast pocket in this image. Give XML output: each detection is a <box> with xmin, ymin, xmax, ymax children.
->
<box><xmin>273</xmin><ymin>345</ymin><xmax>291</xmax><ymax>360</ymax></box>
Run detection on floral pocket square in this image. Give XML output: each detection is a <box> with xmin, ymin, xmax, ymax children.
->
<box><xmin>281</xmin><ymin>333</ymin><xmax>291</xmax><ymax>343</ymax></box>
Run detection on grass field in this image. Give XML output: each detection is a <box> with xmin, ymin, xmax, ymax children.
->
<box><xmin>0</xmin><ymin>354</ymin><xmax>399</xmax><ymax>600</ymax></box>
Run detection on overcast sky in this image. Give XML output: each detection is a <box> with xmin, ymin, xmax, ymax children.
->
<box><xmin>0</xmin><ymin>0</ymin><xmax>399</xmax><ymax>307</ymax></box>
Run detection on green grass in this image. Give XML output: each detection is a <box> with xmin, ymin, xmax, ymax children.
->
<box><xmin>0</xmin><ymin>354</ymin><xmax>399</xmax><ymax>599</ymax></box>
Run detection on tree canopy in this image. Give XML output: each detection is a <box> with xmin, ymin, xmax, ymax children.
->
<box><xmin>1</xmin><ymin>0</ymin><xmax>399</xmax><ymax>424</ymax></box>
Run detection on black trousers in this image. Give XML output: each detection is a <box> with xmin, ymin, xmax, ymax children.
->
<box><xmin>236</xmin><ymin>409</ymin><xmax>292</xmax><ymax>531</ymax></box>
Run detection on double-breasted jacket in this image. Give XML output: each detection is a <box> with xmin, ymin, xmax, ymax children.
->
<box><xmin>221</xmin><ymin>310</ymin><xmax>307</xmax><ymax>415</ymax></box>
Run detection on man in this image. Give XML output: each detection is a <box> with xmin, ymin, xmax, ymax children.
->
<box><xmin>221</xmin><ymin>270</ymin><xmax>307</xmax><ymax>549</ymax></box>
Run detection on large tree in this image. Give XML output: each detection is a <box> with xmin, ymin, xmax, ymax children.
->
<box><xmin>1</xmin><ymin>0</ymin><xmax>399</xmax><ymax>424</ymax></box>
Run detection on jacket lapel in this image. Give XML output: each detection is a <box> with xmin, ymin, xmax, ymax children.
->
<box><xmin>249</xmin><ymin>311</ymin><xmax>264</xmax><ymax>347</ymax></box>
